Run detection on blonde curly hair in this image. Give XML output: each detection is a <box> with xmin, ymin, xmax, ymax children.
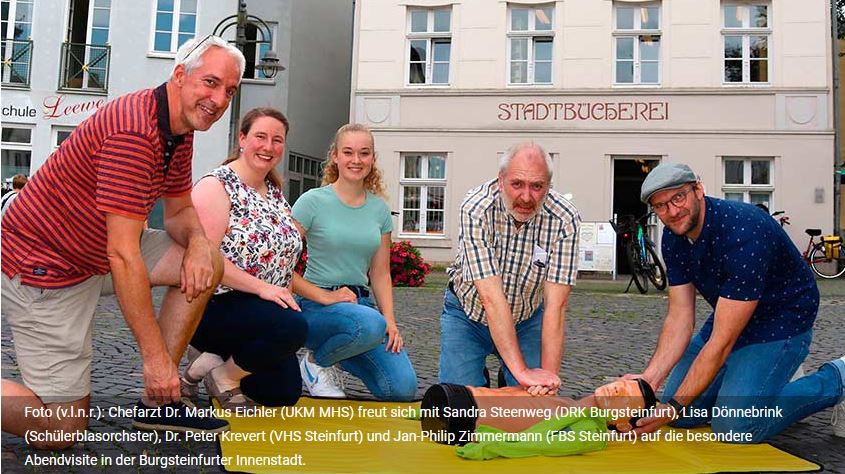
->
<box><xmin>321</xmin><ymin>123</ymin><xmax>386</xmax><ymax>197</ymax></box>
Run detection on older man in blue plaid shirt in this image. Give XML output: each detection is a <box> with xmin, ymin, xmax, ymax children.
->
<box><xmin>439</xmin><ymin>142</ymin><xmax>581</xmax><ymax>393</ymax></box>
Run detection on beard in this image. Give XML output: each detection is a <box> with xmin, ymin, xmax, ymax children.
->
<box><xmin>665</xmin><ymin>199</ymin><xmax>702</xmax><ymax>236</ymax></box>
<box><xmin>502</xmin><ymin>193</ymin><xmax>544</xmax><ymax>223</ymax></box>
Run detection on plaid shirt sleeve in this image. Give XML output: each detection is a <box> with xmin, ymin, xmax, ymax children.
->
<box><xmin>458</xmin><ymin>197</ymin><xmax>499</xmax><ymax>282</ymax></box>
<box><xmin>546</xmin><ymin>210</ymin><xmax>581</xmax><ymax>285</ymax></box>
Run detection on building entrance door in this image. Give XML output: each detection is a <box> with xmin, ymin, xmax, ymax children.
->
<box><xmin>612</xmin><ymin>157</ymin><xmax>659</xmax><ymax>275</ymax></box>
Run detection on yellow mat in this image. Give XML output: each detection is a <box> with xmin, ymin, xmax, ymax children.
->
<box><xmin>216</xmin><ymin>398</ymin><xmax>819</xmax><ymax>474</ymax></box>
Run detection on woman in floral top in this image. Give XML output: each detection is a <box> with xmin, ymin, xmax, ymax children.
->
<box><xmin>183</xmin><ymin>107</ymin><xmax>345</xmax><ymax>408</ymax></box>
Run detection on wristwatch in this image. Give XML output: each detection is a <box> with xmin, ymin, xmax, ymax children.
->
<box><xmin>667</xmin><ymin>398</ymin><xmax>685</xmax><ymax>417</ymax></box>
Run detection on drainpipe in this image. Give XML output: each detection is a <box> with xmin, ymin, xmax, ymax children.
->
<box><xmin>832</xmin><ymin>0</ymin><xmax>842</xmax><ymax>237</ymax></box>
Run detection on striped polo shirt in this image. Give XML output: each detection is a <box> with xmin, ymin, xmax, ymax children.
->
<box><xmin>1</xmin><ymin>84</ymin><xmax>194</xmax><ymax>288</ymax></box>
<box><xmin>447</xmin><ymin>179</ymin><xmax>581</xmax><ymax>324</ymax></box>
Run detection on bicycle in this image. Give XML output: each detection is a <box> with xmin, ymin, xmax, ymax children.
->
<box><xmin>609</xmin><ymin>213</ymin><xmax>667</xmax><ymax>294</ymax></box>
<box><xmin>770</xmin><ymin>210</ymin><xmax>790</xmax><ymax>228</ymax></box>
<box><xmin>801</xmin><ymin>228</ymin><xmax>844</xmax><ymax>279</ymax></box>
<box><xmin>755</xmin><ymin>204</ymin><xmax>791</xmax><ymax>228</ymax></box>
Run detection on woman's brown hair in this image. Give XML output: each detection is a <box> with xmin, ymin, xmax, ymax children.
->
<box><xmin>222</xmin><ymin>107</ymin><xmax>290</xmax><ymax>189</ymax></box>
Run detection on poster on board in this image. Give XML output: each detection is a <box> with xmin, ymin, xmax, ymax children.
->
<box><xmin>578</xmin><ymin>222</ymin><xmax>615</xmax><ymax>274</ymax></box>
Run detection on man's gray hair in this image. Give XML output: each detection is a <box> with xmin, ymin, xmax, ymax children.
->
<box><xmin>498</xmin><ymin>142</ymin><xmax>554</xmax><ymax>179</ymax></box>
<box><xmin>171</xmin><ymin>35</ymin><xmax>246</xmax><ymax>79</ymax></box>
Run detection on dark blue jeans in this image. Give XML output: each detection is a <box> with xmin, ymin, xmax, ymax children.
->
<box><xmin>438</xmin><ymin>288</ymin><xmax>544</xmax><ymax>387</ymax></box>
<box><xmin>663</xmin><ymin>329</ymin><xmax>845</xmax><ymax>443</ymax></box>
<box><xmin>190</xmin><ymin>290</ymin><xmax>308</xmax><ymax>407</ymax></box>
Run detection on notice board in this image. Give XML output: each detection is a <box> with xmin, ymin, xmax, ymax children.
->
<box><xmin>577</xmin><ymin>221</ymin><xmax>616</xmax><ymax>274</ymax></box>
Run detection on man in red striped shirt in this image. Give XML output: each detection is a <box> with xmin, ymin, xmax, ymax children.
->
<box><xmin>1</xmin><ymin>35</ymin><xmax>244</xmax><ymax>445</ymax></box>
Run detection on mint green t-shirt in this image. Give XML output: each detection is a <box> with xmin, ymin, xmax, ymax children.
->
<box><xmin>291</xmin><ymin>185</ymin><xmax>393</xmax><ymax>287</ymax></box>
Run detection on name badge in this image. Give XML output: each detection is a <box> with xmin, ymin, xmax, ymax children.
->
<box><xmin>532</xmin><ymin>245</ymin><xmax>548</xmax><ymax>268</ymax></box>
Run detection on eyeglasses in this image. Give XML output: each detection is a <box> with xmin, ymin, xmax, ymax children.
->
<box><xmin>651</xmin><ymin>184</ymin><xmax>695</xmax><ymax>215</ymax></box>
<box><xmin>182</xmin><ymin>34</ymin><xmax>213</xmax><ymax>62</ymax></box>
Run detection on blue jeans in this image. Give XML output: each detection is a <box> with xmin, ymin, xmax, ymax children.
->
<box><xmin>439</xmin><ymin>288</ymin><xmax>544</xmax><ymax>387</ymax></box>
<box><xmin>297</xmin><ymin>295</ymin><xmax>418</xmax><ymax>401</ymax></box>
<box><xmin>662</xmin><ymin>328</ymin><xmax>845</xmax><ymax>443</ymax></box>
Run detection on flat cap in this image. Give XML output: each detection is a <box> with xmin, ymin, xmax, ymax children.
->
<box><xmin>640</xmin><ymin>162</ymin><xmax>698</xmax><ymax>203</ymax></box>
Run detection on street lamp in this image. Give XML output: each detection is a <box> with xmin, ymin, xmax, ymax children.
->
<box><xmin>212</xmin><ymin>0</ymin><xmax>286</xmax><ymax>150</ymax></box>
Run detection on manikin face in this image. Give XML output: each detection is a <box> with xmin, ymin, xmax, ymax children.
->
<box><xmin>498</xmin><ymin>148</ymin><xmax>551</xmax><ymax>223</ymax></box>
<box><xmin>332</xmin><ymin>131</ymin><xmax>375</xmax><ymax>184</ymax></box>
<box><xmin>171</xmin><ymin>46</ymin><xmax>241</xmax><ymax>134</ymax></box>
<box><xmin>238</xmin><ymin>116</ymin><xmax>287</xmax><ymax>175</ymax></box>
<box><xmin>650</xmin><ymin>183</ymin><xmax>703</xmax><ymax>237</ymax></box>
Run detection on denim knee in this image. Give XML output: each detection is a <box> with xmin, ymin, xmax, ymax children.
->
<box><xmin>372</xmin><ymin>366</ymin><xmax>418</xmax><ymax>402</ymax></box>
<box><xmin>236</xmin><ymin>310</ymin><xmax>308</xmax><ymax>371</ymax></box>
<box><xmin>312</xmin><ymin>305</ymin><xmax>387</xmax><ymax>367</ymax></box>
<box><xmin>271</xmin><ymin>310</ymin><xmax>308</xmax><ymax>352</ymax></box>
<box><xmin>354</xmin><ymin>308</ymin><xmax>388</xmax><ymax>349</ymax></box>
<box><xmin>383</xmin><ymin>370</ymin><xmax>418</xmax><ymax>402</ymax></box>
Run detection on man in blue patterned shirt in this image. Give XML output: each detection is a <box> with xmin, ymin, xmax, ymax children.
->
<box><xmin>439</xmin><ymin>142</ymin><xmax>581</xmax><ymax>393</ymax></box>
<box><xmin>625</xmin><ymin>162</ymin><xmax>845</xmax><ymax>442</ymax></box>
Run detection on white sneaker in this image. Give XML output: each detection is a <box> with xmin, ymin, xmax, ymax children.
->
<box><xmin>833</xmin><ymin>400</ymin><xmax>845</xmax><ymax>438</ymax></box>
<box><xmin>299</xmin><ymin>350</ymin><xmax>346</xmax><ymax>398</ymax></box>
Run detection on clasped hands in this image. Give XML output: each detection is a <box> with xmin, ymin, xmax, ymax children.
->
<box><xmin>517</xmin><ymin>367</ymin><xmax>561</xmax><ymax>396</ymax></box>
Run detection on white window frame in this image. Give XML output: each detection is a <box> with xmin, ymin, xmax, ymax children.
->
<box><xmin>612</xmin><ymin>2</ymin><xmax>661</xmax><ymax>86</ymax></box>
<box><xmin>721</xmin><ymin>157</ymin><xmax>774</xmax><ymax>207</ymax></box>
<box><xmin>149</xmin><ymin>0</ymin><xmax>197</xmax><ymax>56</ymax></box>
<box><xmin>405</xmin><ymin>7</ymin><xmax>451</xmax><ymax>86</ymax></box>
<box><xmin>86</xmin><ymin>0</ymin><xmax>109</xmax><ymax>46</ymax></box>
<box><xmin>52</xmin><ymin>125</ymin><xmax>75</xmax><ymax>151</ymax></box>
<box><xmin>242</xmin><ymin>22</ymin><xmax>278</xmax><ymax>83</ymax></box>
<box><xmin>507</xmin><ymin>4</ymin><xmax>555</xmax><ymax>86</ymax></box>
<box><xmin>1</xmin><ymin>0</ymin><xmax>34</xmax><ymax>84</ymax></box>
<box><xmin>1</xmin><ymin>124</ymin><xmax>33</xmax><ymax>180</ymax></box>
<box><xmin>2</xmin><ymin>0</ymin><xmax>34</xmax><ymax>40</ymax></box>
<box><xmin>1</xmin><ymin>123</ymin><xmax>33</xmax><ymax>146</ymax></box>
<box><xmin>399</xmin><ymin>153</ymin><xmax>447</xmax><ymax>236</ymax></box>
<box><xmin>721</xmin><ymin>2</ymin><xmax>771</xmax><ymax>85</ymax></box>
<box><xmin>81</xmin><ymin>0</ymin><xmax>110</xmax><ymax>90</ymax></box>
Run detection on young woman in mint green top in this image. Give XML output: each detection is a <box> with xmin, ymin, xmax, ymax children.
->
<box><xmin>293</xmin><ymin>185</ymin><xmax>392</xmax><ymax>289</ymax></box>
<box><xmin>291</xmin><ymin>123</ymin><xmax>417</xmax><ymax>401</ymax></box>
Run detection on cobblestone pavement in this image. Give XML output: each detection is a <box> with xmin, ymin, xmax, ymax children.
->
<box><xmin>2</xmin><ymin>277</ymin><xmax>844</xmax><ymax>473</ymax></box>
